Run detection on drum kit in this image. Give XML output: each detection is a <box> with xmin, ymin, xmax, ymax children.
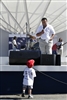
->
<box><xmin>15</xmin><ymin>35</ymin><xmax>39</xmax><ymax>50</ymax></box>
<box><xmin>25</xmin><ymin>34</ymin><xmax>39</xmax><ymax>50</ymax></box>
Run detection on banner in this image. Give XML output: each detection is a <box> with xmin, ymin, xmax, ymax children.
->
<box><xmin>9</xmin><ymin>34</ymin><xmax>26</xmax><ymax>51</ymax></box>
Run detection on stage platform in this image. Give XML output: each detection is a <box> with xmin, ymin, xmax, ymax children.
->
<box><xmin>0</xmin><ymin>57</ymin><xmax>67</xmax><ymax>72</ymax></box>
<box><xmin>0</xmin><ymin>65</ymin><xmax>67</xmax><ymax>71</ymax></box>
<box><xmin>0</xmin><ymin>57</ymin><xmax>67</xmax><ymax>71</ymax></box>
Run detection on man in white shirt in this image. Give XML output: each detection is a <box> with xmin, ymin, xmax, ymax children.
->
<box><xmin>22</xmin><ymin>59</ymin><xmax>36</xmax><ymax>99</ymax></box>
<box><xmin>12</xmin><ymin>36</ymin><xmax>17</xmax><ymax>51</ymax></box>
<box><xmin>36</xmin><ymin>18</ymin><xmax>55</xmax><ymax>54</ymax></box>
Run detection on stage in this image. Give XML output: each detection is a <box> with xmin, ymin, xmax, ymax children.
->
<box><xmin>0</xmin><ymin>56</ymin><xmax>67</xmax><ymax>71</ymax></box>
<box><xmin>0</xmin><ymin>65</ymin><xmax>67</xmax><ymax>71</ymax></box>
<box><xmin>0</xmin><ymin>57</ymin><xmax>67</xmax><ymax>95</ymax></box>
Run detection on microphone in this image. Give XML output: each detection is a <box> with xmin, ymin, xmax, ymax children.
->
<box><xmin>43</xmin><ymin>26</ymin><xmax>45</xmax><ymax>29</ymax></box>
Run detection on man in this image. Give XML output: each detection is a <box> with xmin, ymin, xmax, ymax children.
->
<box><xmin>12</xmin><ymin>36</ymin><xmax>18</xmax><ymax>51</ymax></box>
<box><xmin>56</xmin><ymin>38</ymin><xmax>63</xmax><ymax>56</ymax></box>
<box><xmin>36</xmin><ymin>18</ymin><xmax>55</xmax><ymax>54</ymax></box>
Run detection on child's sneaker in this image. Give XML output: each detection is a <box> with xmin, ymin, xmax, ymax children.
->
<box><xmin>22</xmin><ymin>93</ymin><xmax>25</xmax><ymax>97</ymax></box>
<box><xmin>28</xmin><ymin>95</ymin><xmax>33</xmax><ymax>99</ymax></box>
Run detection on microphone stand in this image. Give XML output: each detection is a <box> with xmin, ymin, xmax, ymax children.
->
<box><xmin>25</xmin><ymin>22</ymin><xmax>30</xmax><ymax>50</ymax></box>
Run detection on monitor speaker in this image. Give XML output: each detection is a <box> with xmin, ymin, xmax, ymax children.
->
<box><xmin>41</xmin><ymin>54</ymin><xmax>56</xmax><ymax>65</ymax></box>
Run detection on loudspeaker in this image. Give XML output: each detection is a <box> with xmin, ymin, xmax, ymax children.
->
<box><xmin>41</xmin><ymin>54</ymin><xmax>56</xmax><ymax>65</ymax></box>
<box><xmin>9</xmin><ymin>50</ymin><xmax>41</xmax><ymax>65</ymax></box>
<box><xmin>56</xmin><ymin>55</ymin><xmax>61</xmax><ymax>66</ymax></box>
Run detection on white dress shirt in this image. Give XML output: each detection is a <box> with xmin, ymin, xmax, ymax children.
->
<box><xmin>36</xmin><ymin>24</ymin><xmax>55</xmax><ymax>43</ymax></box>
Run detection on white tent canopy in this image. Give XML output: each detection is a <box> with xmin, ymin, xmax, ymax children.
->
<box><xmin>0</xmin><ymin>0</ymin><xmax>67</xmax><ymax>34</ymax></box>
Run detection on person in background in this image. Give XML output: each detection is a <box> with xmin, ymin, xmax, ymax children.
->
<box><xmin>27</xmin><ymin>34</ymin><xmax>36</xmax><ymax>49</ymax></box>
<box><xmin>52</xmin><ymin>43</ymin><xmax>57</xmax><ymax>54</ymax></box>
<box><xmin>22</xmin><ymin>59</ymin><xmax>36</xmax><ymax>99</ymax></box>
<box><xmin>12</xmin><ymin>36</ymin><xmax>18</xmax><ymax>51</ymax></box>
<box><xmin>36</xmin><ymin>18</ymin><xmax>55</xmax><ymax>54</ymax></box>
<box><xmin>56</xmin><ymin>38</ymin><xmax>63</xmax><ymax>56</ymax></box>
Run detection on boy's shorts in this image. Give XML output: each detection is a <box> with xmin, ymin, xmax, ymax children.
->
<box><xmin>23</xmin><ymin>85</ymin><xmax>33</xmax><ymax>89</ymax></box>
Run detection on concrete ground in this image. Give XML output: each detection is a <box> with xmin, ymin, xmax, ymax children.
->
<box><xmin>0</xmin><ymin>94</ymin><xmax>67</xmax><ymax>100</ymax></box>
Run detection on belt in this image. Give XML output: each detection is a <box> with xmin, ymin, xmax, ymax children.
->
<box><xmin>40</xmin><ymin>38</ymin><xmax>46</xmax><ymax>41</ymax></box>
<box><xmin>40</xmin><ymin>38</ymin><xmax>52</xmax><ymax>42</ymax></box>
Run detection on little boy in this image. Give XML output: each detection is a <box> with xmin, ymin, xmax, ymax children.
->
<box><xmin>22</xmin><ymin>59</ymin><xmax>36</xmax><ymax>99</ymax></box>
